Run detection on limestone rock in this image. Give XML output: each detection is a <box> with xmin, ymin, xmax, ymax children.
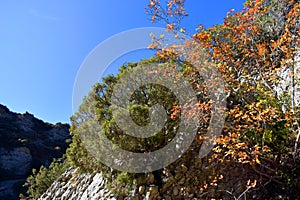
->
<box><xmin>0</xmin><ymin>104</ymin><xmax>70</xmax><ymax>200</ymax></box>
<box><xmin>38</xmin><ymin>168</ymin><xmax>117</xmax><ymax>200</ymax></box>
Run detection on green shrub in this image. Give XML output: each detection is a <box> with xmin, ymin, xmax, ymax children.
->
<box><xmin>21</xmin><ymin>157</ymin><xmax>68</xmax><ymax>199</ymax></box>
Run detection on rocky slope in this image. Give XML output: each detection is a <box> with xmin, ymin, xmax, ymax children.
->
<box><xmin>38</xmin><ymin>168</ymin><xmax>117</xmax><ymax>200</ymax></box>
<box><xmin>38</xmin><ymin>157</ymin><xmax>260</xmax><ymax>200</ymax></box>
<box><xmin>0</xmin><ymin>104</ymin><xmax>70</xmax><ymax>200</ymax></box>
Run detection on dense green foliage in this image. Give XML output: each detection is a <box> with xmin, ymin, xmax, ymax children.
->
<box><xmin>21</xmin><ymin>158</ymin><xmax>68</xmax><ymax>200</ymax></box>
<box><xmin>66</xmin><ymin>57</ymin><xmax>187</xmax><ymax>194</ymax></box>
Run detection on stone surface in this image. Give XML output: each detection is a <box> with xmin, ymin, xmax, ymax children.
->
<box><xmin>38</xmin><ymin>168</ymin><xmax>117</xmax><ymax>200</ymax></box>
<box><xmin>37</xmin><ymin>144</ymin><xmax>261</xmax><ymax>200</ymax></box>
<box><xmin>0</xmin><ymin>104</ymin><xmax>70</xmax><ymax>200</ymax></box>
<box><xmin>0</xmin><ymin>147</ymin><xmax>32</xmax><ymax>176</ymax></box>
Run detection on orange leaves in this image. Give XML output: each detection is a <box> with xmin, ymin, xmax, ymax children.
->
<box><xmin>262</xmin><ymin>145</ymin><xmax>270</xmax><ymax>153</ymax></box>
<box><xmin>149</xmin><ymin>0</ymin><xmax>157</xmax><ymax>8</ymax></box>
<box><xmin>192</xmin><ymin>0</ymin><xmax>300</xmax><ymax>101</ymax></box>
<box><xmin>196</xmin><ymin>100</ymin><xmax>212</xmax><ymax>112</ymax></box>
<box><xmin>193</xmin><ymin>31</ymin><xmax>212</xmax><ymax>47</ymax></box>
<box><xmin>256</xmin><ymin>43</ymin><xmax>267</xmax><ymax>57</ymax></box>
<box><xmin>237</xmin><ymin>151</ymin><xmax>250</xmax><ymax>162</ymax></box>
<box><xmin>199</xmin><ymin>183</ymin><xmax>208</xmax><ymax>192</ymax></box>
<box><xmin>286</xmin><ymin>2</ymin><xmax>300</xmax><ymax>19</ymax></box>
<box><xmin>156</xmin><ymin>48</ymin><xmax>178</xmax><ymax>60</ymax></box>
<box><xmin>170</xmin><ymin>104</ymin><xmax>181</xmax><ymax>119</ymax></box>
<box><xmin>166</xmin><ymin>23</ymin><xmax>175</xmax><ymax>32</ymax></box>
<box><xmin>210</xmin><ymin>176</ymin><xmax>219</xmax><ymax>187</ymax></box>
<box><xmin>246</xmin><ymin>179</ymin><xmax>257</xmax><ymax>189</ymax></box>
<box><xmin>147</xmin><ymin>0</ymin><xmax>161</xmax><ymax>23</ymax></box>
<box><xmin>229</xmin><ymin>94</ymin><xmax>282</xmax><ymax>133</ymax></box>
<box><xmin>147</xmin><ymin>0</ymin><xmax>188</xmax><ymax>32</ymax></box>
<box><xmin>147</xmin><ymin>2</ymin><xmax>299</xmax><ymax>192</ymax></box>
<box><xmin>167</xmin><ymin>0</ymin><xmax>187</xmax><ymax>17</ymax></box>
<box><xmin>213</xmin><ymin>146</ymin><xmax>222</xmax><ymax>153</ymax></box>
<box><xmin>214</xmin><ymin>130</ymin><xmax>268</xmax><ymax>165</ymax></box>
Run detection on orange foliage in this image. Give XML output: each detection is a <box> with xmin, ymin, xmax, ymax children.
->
<box><xmin>147</xmin><ymin>0</ymin><xmax>300</xmax><ymax>197</ymax></box>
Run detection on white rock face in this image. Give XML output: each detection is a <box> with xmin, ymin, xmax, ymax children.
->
<box><xmin>296</xmin><ymin>50</ymin><xmax>300</xmax><ymax>105</ymax></box>
<box><xmin>38</xmin><ymin>168</ymin><xmax>117</xmax><ymax>200</ymax></box>
<box><xmin>0</xmin><ymin>147</ymin><xmax>32</xmax><ymax>176</ymax></box>
<box><xmin>276</xmin><ymin>50</ymin><xmax>300</xmax><ymax>109</ymax></box>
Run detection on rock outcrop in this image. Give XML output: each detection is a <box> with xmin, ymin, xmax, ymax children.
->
<box><xmin>0</xmin><ymin>104</ymin><xmax>70</xmax><ymax>200</ymax></box>
<box><xmin>39</xmin><ymin>159</ymin><xmax>260</xmax><ymax>200</ymax></box>
<box><xmin>38</xmin><ymin>168</ymin><xmax>117</xmax><ymax>200</ymax></box>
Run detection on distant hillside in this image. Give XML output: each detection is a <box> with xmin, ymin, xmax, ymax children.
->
<box><xmin>0</xmin><ymin>104</ymin><xmax>70</xmax><ymax>200</ymax></box>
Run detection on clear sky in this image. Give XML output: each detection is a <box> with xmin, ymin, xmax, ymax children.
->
<box><xmin>0</xmin><ymin>1</ymin><xmax>244</xmax><ymax>124</ymax></box>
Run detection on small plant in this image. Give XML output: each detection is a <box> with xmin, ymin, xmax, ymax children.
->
<box><xmin>21</xmin><ymin>157</ymin><xmax>68</xmax><ymax>199</ymax></box>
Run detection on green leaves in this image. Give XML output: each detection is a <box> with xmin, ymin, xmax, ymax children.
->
<box><xmin>22</xmin><ymin>158</ymin><xmax>68</xmax><ymax>199</ymax></box>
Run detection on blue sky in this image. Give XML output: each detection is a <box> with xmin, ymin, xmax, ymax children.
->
<box><xmin>0</xmin><ymin>1</ymin><xmax>244</xmax><ymax>124</ymax></box>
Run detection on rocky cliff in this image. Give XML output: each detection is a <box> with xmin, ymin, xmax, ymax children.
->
<box><xmin>37</xmin><ymin>156</ymin><xmax>260</xmax><ymax>200</ymax></box>
<box><xmin>0</xmin><ymin>104</ymin><xmax>70</xmax><ymax>200</ymax></box>
<box><xmin>38</xmin><ymin>168</ymin><xmax>117</xmax><ymax>200</ymax></box>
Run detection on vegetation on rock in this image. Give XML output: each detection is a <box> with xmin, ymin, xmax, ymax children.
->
<box><xmin>25</xmin><ymin>0</ymin><xmax>300</xmax><ymax>199</ymax></box>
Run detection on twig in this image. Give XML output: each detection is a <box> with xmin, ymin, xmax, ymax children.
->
<box><xmin>237</xmin><ymin>186</ymin><xmax>251</xmax><ymax>200</ymax></box>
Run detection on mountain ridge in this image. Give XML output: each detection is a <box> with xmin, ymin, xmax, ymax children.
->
<box><xmin>0</xmin><ymin>104</ymin><xmax>71</xmax><ymax>200</ymax></box>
